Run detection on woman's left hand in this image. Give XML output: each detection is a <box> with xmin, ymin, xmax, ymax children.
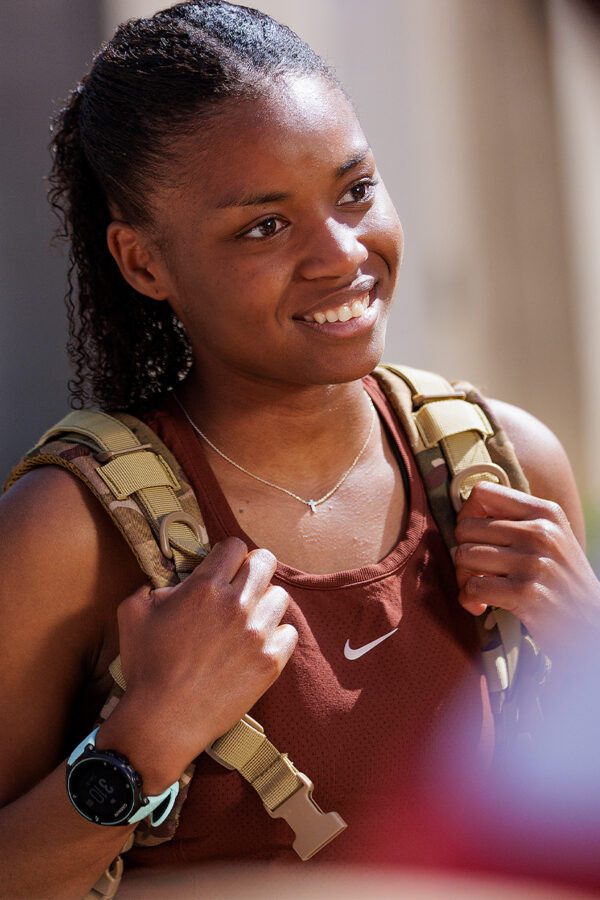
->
<box><xmin>454</xmin><ymin>480</ymin><xmax>600</xmax><ymax>662</ymax></box>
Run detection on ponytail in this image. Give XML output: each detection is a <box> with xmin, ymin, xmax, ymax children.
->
<box><xmin>48</xmin><ymin>1</ymin><xmax>331</xmax><ymax>411</ymax></box>
<box><xmin>49</xmin><ymin>79</ymin><xmax>192</xmax><ymax>411</ymax></box>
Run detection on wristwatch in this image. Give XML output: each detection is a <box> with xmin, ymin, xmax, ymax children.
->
<box><xmin>66</xmin><ymin>727</ymin><xmax>179</xmax><ymax>827</ymax></box>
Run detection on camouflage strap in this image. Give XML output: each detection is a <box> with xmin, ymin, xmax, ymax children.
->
<box><xmin>373</xmin><ymin>364</ymin><xmax>549</xmax><ymax>750</ymax></box>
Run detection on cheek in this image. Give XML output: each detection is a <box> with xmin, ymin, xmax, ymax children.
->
<box><xmin>358</xmin><ymin>193</ymin><xmax>404</xmax><ymax>284</ymax></box>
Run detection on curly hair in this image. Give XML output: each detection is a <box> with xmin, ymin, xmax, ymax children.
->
<box><xmin>49</xmin><ymin>0</ymin><xmax>333</xmax><ymax>411</ymax></box>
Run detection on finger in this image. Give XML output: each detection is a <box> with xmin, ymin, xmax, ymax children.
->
<box><xmin>455</xmin><ymin>517</ymin><xmax>520</xmax><ymax>548</ymax></box>
<box><xmin>189</xmin><ymin>536</ymin><xmax>249</xmax><ymax>584</ymax></box>
<box><xmin>230</xmin><ymin>547</ymin><xmax>278</xmax><ymax>609</ymax></box>
<box><xmin>249</xmin><ymin>585</ymin><xmax>290</xmax><ymax>634</ymax></box>
<box><xmin>264</xmin><ymin>623</ymin><xmax>299</xmax><ymax>672</ymax></box>
<box><xmin>458</xmin><ymin>481</ymin><xmax>565</xmax><ymax>525</ymax></box>
<box><xmin>456</xmin><ymin>514</ymin><xmax>567</xmax><ymax>558</ymax></box>
<box><xmin>458</xmin><ymin>573</ymin><xmax>519</xmax><ymax>614</ymax></box>
<box><xmin>454</xmin><ymin>543</ymin><xmax>529</xmax><ymax>579</ymax></box>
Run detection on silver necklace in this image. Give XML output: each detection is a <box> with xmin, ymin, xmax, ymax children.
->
<box><xmin>173</xmin><ymin>392</ymin><xmax>377</xmax><ymax>514</ymax></box>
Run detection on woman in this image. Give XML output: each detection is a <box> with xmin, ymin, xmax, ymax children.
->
<box><xmin>1</xmin><ymin>2</ymin><xmax>598</xmax><ymax>896</ymax></box>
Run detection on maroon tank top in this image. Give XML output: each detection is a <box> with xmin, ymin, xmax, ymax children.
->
<box><xmin>127</xmin><ymin>375</ymin><xmax>494</xmax><ymax>868</ymax></box>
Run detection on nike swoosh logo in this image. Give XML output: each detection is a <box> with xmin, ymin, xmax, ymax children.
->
<box><xmin>344</xmin><ymin>627</ymin><xmax>398</xmax><ymax>660</ymax></box>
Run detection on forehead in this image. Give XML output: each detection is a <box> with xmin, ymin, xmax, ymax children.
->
<box><xmin>167</xmin><ymin>75</ymin><xmax>369</xmax><ymax>206</ymax></box>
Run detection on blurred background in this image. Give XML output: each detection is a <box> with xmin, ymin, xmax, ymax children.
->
<box><xmin>1</xmin><ymin>0</ymin><xmax>599</xmax><ymax>561</ymax></box>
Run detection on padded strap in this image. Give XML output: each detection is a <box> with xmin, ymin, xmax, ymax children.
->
<box><xmin>373</xmin><ymin>364</ymin><xmax>547</xmax><ymax>752</ymax></box>
<box><xmin>378</xmin><ymin>363</ymin><xmax>505</xmax><ymax>504</ymax></box>
<box><xmin>11</xmin><ymin>407</ymin><xmax>346</xmax><ymax>875</ymax></box>
<box><xmin>38</xmin><ymin>411</ymin><xmax>207</xmax><ymax>577</ymax></box>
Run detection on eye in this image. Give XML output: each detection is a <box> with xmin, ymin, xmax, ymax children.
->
<box><xmin>339</xmin><ymin>178</ymin><xmax>379</xmax><ymax>205</ymax></box>
<box><xmin>242</xmin><ymin>216</ymin><xmax>288</xmax><ymax>240</ymax></box>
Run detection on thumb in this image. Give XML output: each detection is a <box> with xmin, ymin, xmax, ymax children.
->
<box><xmin>149</xmin><ymin>584</ymin><xmax>177</xmax><ymax>606</ymax></box>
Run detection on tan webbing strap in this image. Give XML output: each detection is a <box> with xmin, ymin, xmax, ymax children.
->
<box><xmin>38</xmin><ymin>411</ymin><xmax>346</xmax><ymax>864</ymax></box>
<box><xmin>376</xmin><ymin>364</ymin><xmax>549</xmax><ymax>752</ymax></box>
<box><xmin>207</xmin><ymin>716</ymin><xmax>346</xmax><ymax>860</ymax></box>
<box><xmin>39</xmin><ymin>412</ymin><xmax>205</xmax><ymax>577</ymax></box>
<box><xmin>381</xmin><ymin>363</ymin><xmax>505</xmax><ymax>504</ymax></box>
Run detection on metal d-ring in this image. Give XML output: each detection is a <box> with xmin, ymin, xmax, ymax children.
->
<box><xmin>449</xmin><ymin>462</ymin><xmax>511</xmax><ymax>513</ymax></box>
<box><xmin>159</xmin><ymin>511</ymin><xmax>203</xmax><ymax>559</ymax></box>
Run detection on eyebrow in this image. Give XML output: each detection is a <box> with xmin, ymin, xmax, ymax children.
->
<box><xmin>334</xmin><ymin>146</ymin><xmax>371</xmax><ymax>178</ymax></box>
<box><xmin>214</xmin><ymin>146</ymin><xmax>372</xmax><ymax>209</ymax></box>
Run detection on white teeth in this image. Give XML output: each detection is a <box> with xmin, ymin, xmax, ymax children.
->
<box><xmin>309</xmin><ymin>291</ymin><xmax>371</xmax><ymax>324</ymax></box>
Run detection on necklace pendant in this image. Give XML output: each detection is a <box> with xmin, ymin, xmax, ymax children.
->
<box><xmin>307</xmin><ymin>500</ymin><xmax>318</xmax><ymax>514</ymax></box>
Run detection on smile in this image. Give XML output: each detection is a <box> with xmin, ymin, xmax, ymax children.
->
<box><xmin>302</xmin><ymin>290</ymin><xmax>371</xmax><ymax>324</ymax></box>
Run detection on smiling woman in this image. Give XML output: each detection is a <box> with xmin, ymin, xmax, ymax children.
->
<box><xmin>1</xmin><ymin>1</ymin><xmax>600</xmax><ymax>897</ymax></box>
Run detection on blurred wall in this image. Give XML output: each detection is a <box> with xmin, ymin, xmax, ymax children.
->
<box><xmin>0</xmin><ymin>0</ymin><xmax>101</xmax><ymax>479</ymax></box>
<box><xmin>2</xmin><ymin>1</ymin><xmax>599</xmax><ymax>528</ymax></box>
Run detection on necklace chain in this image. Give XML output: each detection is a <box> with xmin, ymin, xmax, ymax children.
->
<box><xmin>173</xmin><ymin>392</ymin><xmax>377</xmax><ymax>513</ymax></box>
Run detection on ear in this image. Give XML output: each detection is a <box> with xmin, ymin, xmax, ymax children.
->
<box><xmin>106</xmin><ymin>221</ymin><xmax>171</xmax><ymax>301</ymax></box>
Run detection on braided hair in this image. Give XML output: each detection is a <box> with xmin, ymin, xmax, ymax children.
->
<box><xmin>49</xmin><ymin>1</ymin><xmax>333</xmax><ymax>410</ymax></box>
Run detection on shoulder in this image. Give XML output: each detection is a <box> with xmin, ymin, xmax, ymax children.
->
<box><xmin>0</xmin><ymin>466</ymin><xmax>144</xmax><ymax>803</ymax></box>
<box><xmin>486</xmin><ymin>398</ymin><xmax>586</xmax><ymax>547</ymax></box>
<box><xmin>1</xmin><ymin>464</ymin><xmax>144</xmax><ymax>615</ymax></box>
<box><xmin>0</xmin><ymin>464</ymin><xmax>144</xmax><ymax>672</ymax></box>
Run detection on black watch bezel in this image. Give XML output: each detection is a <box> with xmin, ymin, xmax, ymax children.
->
<box><xmin>66</xmin><ymin>744</ymin><xmax>144</xmax><ymax>826</ymax></box>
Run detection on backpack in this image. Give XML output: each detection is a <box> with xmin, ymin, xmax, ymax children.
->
<box><xmin>4</xmin><ymin>364</ymin><xmax>549</xmax><ymax>898</ymax></box>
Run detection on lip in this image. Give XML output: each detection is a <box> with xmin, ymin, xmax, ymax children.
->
<box><xmin>293</xmin><ymin>289</ymin><xmax>380</xmax><ymax>338</ymax></box>
<box><xmin>292</xmin><ymin>276</ymin><xmax>377</xmax><ymax>321</ymax></box>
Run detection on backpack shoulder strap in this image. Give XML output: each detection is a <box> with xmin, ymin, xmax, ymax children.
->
<box><xmin>5</xmin><ymin>408</ymin><xmax>346</xmax><ymax>888</ymax></box>
<box><xmin>372</xmin><ymin>364</ymin><xmax>548</xmax><ymax>749</ymax></box>
<box><xmin>5</xmin><ymin>408</ymin><xmax>209</xmax><ymax>586</ymax></box>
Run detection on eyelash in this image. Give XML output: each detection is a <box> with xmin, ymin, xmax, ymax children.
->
<box><xmin>239</xmin><ymin>177</ymin><xmax>379</xmax><ymax>241</ymax></box>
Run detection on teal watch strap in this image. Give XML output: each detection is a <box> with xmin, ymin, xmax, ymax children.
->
<box><xmin>129</xmin><ymin>779</ymin><xmax>180</xmax><ymax>826</ymax></box>
<box><xmin>68</xmin><ymin>727</ymin><xmax>180</xmax><ymax>827</ymax></box>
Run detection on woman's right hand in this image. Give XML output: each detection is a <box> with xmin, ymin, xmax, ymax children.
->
<box><xmin>96</xmin><ymin>537</ymin><xmax>297</xmax><ymax>793</ymax></box>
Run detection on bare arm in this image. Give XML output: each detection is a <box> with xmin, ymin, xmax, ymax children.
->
<box><xmin>0</xmin><ymin>467</ymin><xmax>297</xmax><ymax>898</ymax></box>
<box><xmin>0</xmin><ymin>468</ymin><xmax>144</xmax><ymax>898</ymax></box>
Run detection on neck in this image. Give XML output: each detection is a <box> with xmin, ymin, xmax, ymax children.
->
<box><xmin>175</xmin><ymin>362</ymin><xmax>375</xmax><ymax>483</ymax></box>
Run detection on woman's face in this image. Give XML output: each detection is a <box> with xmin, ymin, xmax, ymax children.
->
<box><xmin>149</xmin><ymin>74</ymin><xmax>403</xmax><ymax>387</ymax></box>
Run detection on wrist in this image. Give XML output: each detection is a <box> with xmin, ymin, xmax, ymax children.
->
<box><xmin>95</xmin><ymin>708</ymin><xmax>186</xmax><ymax>796</ymax></box>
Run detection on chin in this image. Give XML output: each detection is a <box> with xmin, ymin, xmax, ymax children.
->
<box><xmin>297</xmin><ymin>338</ymin><xmax>388</xmax><ymax>387</ymax></box>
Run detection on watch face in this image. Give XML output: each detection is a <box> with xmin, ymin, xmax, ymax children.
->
<box><xmin>68</xmin><ymin>757</ymin><xmax>138</xmax><ymax>825</ymax></box>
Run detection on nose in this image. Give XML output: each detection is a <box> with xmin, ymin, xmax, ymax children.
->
<box><xmin>297</xmin><ymin>216</ymin><xmax>369</xmax><ymax>281</ymax></box>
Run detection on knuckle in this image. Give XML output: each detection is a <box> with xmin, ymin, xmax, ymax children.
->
<box><xmin>270</xmin><ymin>585</ymin><xmax>290</xmax><ymax>609</ymax></box>
<box><xmin>544</xmin><ymin>499</ymin><xmax>564</xmax><ymax>522</ymax></box>
<box><xmin>524</xmin><ymin>553</ymin><xmax>544</xmax><ymax>579</ymax></box>
<box><xmin>262</xmin><ymin>647</ymin><xmax>284</xmax><ymax>679</ymax></box>
<box><xmin>222</xmin><ymin>535</ymin><xmax>248</xmax><ymax>555</ymax></box>
<box><xmin>453</xmin><ymin>543</ymin><xmax>471</xmax><ymax>567</ymax></box>
<box><xmin>251</xmin><ymin>547</ymin><xmax>277</xmax><ymax>570</ymax></box>
<box><xmin>529</xmin><ymin>519</ymin><xmax>559</xmax><ymax>550</ymax></box>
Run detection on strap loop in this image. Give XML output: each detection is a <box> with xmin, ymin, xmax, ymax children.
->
<box><xmin>449</xmin><ymin>462</ymin><xmax>511</xmax><ymax>511</ymax></box>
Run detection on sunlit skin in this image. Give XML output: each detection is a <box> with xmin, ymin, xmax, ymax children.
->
<box><xmin>109</xmin><ymin>74</ymin><xmax>408</xmax><ymax>574</ymax></box>
<box><xmin>2</xmin><ymin>70</ymin><xmax>600</xmax><ymax>898</ymax></box>
<box><xmin>107</xmin><ymin>72</ymin><xmax>600</xmax><ymax>667</ymax></box>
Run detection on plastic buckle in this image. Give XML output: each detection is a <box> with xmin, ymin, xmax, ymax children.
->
<box><xmin>413</xmin><ymin>390</ymin><xmax>466</xmax><ymax>409</ymax></box>
<box><xmin>267</xmin><ymin>770</ymin><xmax>347</xmax><ymax>861</ymax></box>
<box><xmin>158</xmin><ymin>511</ymin><xmax>204</xmax><ymax>560</ymax></box>
<box><xmin>449</xmin><ymin>462</ymin><xmax>510</xmax><ymax>512</ymax></box>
